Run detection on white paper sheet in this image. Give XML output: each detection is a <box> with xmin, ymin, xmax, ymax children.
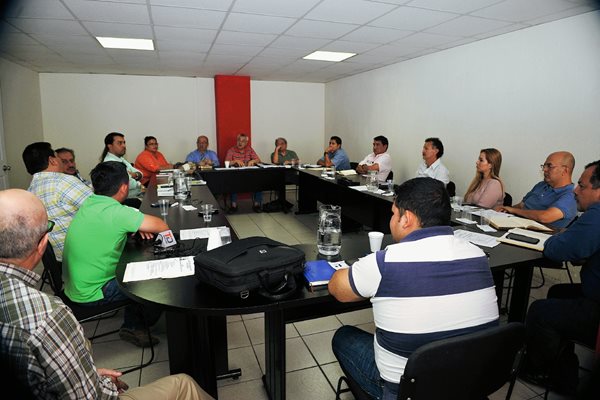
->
<box><xmin>179</xmin><ymin>226</ymin><xmax>230</xmax><ymax>241</ymax></box>
<box><xmin>454</xmin><ymin>229</ymin><xmax>500</xmax><ymax>248</ymax></box>
<box><xmin>123</xmin><ymin>256</ymin><xmax>195</xmax><ymax>282</ymax></box>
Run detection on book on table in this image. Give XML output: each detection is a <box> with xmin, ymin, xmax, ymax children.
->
<box><xmin>303</xmin><ymin>260</ymin><xmax>350</xmax><ymax>289</ymax></box>
<box><xmin>488</xmin><ymin>215</ymin><xmax>553</xmax><ymax>232</ymax></box>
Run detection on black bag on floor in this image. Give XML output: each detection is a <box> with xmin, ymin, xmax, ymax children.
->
<box><xmin>194</xmin><ymin>237</ymin><xmax>305</xmax><ymax>300</ymax></box>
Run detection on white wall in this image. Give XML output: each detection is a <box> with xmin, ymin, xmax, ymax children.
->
<box><xmin>0</xmin><ymin>57</ymin><xmax>44</xmax><ymax>189</ymax></box>
<box><xmin>325</xmin><ymin>11</ymin><xmax>600</xmax><ymax>202</ymax></box>
<box><xmin>39</xmin><ymin>74</ymin><xmax>324</xmax><ymax>178</ymax></box>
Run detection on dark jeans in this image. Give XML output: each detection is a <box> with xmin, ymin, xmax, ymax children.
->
<box><xmin>79</xmin><ymin>278</ymin><xmax>161</xmax><ymax>331</ymax></box>
<box><xmin>525</xmin><ymin>283</ymin><xmax>600</xmax><ymax>394</ymax></box>
<box><xmin>332</xmin><ymin>325</ymin><xmax>399</xmax><ymax>400</ymax></box>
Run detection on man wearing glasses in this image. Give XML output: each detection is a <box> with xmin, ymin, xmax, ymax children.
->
<box><xmin>496</xmin><ymin>151</ymin><xmax>577</xmax><ymax>229</ymax></box>
<box><xmin>22</xmin><ymin>142</ymin><xmax>93</xmax><ymax>262</ymax></box>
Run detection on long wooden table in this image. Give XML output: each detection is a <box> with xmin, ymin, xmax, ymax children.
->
<box><xmin>117</xmin><ymin>172</ymin><xmax>554</xmax><ymax>400</ymax></box>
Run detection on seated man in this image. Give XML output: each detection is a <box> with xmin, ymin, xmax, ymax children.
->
<box><xmin>356</xmin><ymin>135</ymin><xmax>392</xmax><ymax>181</ymax></box>
<box><xmin>317</xmin><ymin>135</ymin><xmax>351</xmax><ymax>170</ymax></box>
<box><xmin>0</xmin><ymin>189</ymin><xmax>212</xmax><ymax>400</ymax></box>
<box><xmin>271</xmin><ymin>137</ymin><xmax>299</xmax><ymax>165</ymax></box>
<box><xmin>22</xmin><ymin>142</ymin><xmax>93</xmax><ymax>262</ymax></box>
<box><xmin>63</xmin><ymin>161</ymin><xmax>169</xmax><ymax>347</ymax></box>
<box><xmin>55</xmin><ymin>147</ymin><xmax>92</xmax><ymax>186</ymax></box>
<box><xmin>415</xmin><ymin>137</ymin><xmax>449</xmax><ymax>184</ymax></box>
<box><xmin>497</xmin><ymin>151</ymin><xmax>577</xmax><ymax>229</ymax></box>
<box><xmin>186</xmin><ymin>135</ymin><xmax>220</xmax><ymax>167</ymax></box>
<box><xmin>521</xmin><ymin>160</ymin><xmax>600</xmax><ymax>396</ymax></box>
<box><xmin>329</xmin><ymin>177</ymin><xmax>499</xmax><ymax>399</ymax></box>
<box><xmin>224</xmin><ymin>133</ymin><xmax>262</xmax><ymax>213</ymax></box>
<box><xmin>101</xmin><ymin>132</ymin><xmax>143</xmax><ymax>208</ymax></box>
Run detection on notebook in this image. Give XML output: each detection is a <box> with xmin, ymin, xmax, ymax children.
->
<box><xmin>488</xmin><ymin>215</ymin><xmax>552</xmax><ymax>232</ymax></box>
<box><xmin>303</xmin><ymin>260</ymin><xmax>349</xmax><ymax>289</ymax></box>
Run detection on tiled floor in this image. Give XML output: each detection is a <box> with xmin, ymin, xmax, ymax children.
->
<box><xmin>36</xmin><ymin>191</ymin><xmax>591</xmax><ymax>400</ymax></box>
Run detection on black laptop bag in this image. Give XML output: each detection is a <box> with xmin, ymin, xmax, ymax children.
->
<box><xmin>194</xmin><ymin>236</ymin><xmax>305</xmax><ymax>300</ymax></box>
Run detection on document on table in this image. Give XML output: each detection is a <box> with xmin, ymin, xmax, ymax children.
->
<box><xmin>123</xmin><ymin>256</ymin><xmax>195</xmax><ymax>282</ymax></box>
<box><xmin>179</xmin><ymin>226</ymin><xmax>230</xmax><ymax>240</ymax></box>
<box><xmin>454</xmin><ymin>229</ymin><xmax>500</xmax><ymax>248</ymax></box>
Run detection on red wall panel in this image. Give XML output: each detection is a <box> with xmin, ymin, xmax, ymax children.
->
<box><xmin>214</xmin><ymin>75</ymin><xmax>251</xmax><ymax>163</ymax></box>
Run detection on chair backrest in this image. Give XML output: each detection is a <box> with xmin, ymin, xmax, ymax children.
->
<box><xmin>398</xmin><ymin>322</ymin><xmax>525</xmax><ymax>400</ymax></box>
<box><xmin>503</xmin><ymin>192</ymin><xmax>513</xmax><ymax>207</ymax></box>
<box><xmin>446</xmin><ymin>181</ymin><xmax>456</xmax><ymax>198</ymax></box>
<box><xmin>387</xmin><ymin>170</ymin><xmax>394</xmax><ymax>181</ymax></box>
<box><xmin>41</xmin><ymin>242</ymin><xmax>63</xmax><ymax>295</ymax></box>
<box><xmin>350</xmin><ymin>162</ymin><xmax>359</xmax><ymax>170</ymax></box>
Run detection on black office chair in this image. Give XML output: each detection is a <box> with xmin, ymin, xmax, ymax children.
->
<box><xmin>350</xmin><ymin>161</ymin><xmax>359</xmax><ymax>170</ymax></box>
<box><xmin>446</xmin><ymin>181</ymin><xmax>456</xmax><ymax>197</ymax></box>
<box><xmin>398</xmin><ymin>323</ymin><xmax>525</xmax><ymax>400</ymax></box>
<box><xmin>41</xmin><ymin>243</ymin><xmax>155</xmax><ymax>375</ymax></box>
<box><xmin>387</xmin><ymin>170</ymin><xmax>394</xmax><ymax>181</ymax></box>
<box><xmin>335</xmin><ymin>323</ymin><xmax>525</xmax><ymax>400</ymax></box>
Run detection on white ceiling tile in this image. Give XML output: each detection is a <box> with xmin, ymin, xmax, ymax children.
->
<box><xmin>31</xmin><ymin>34</ymin><xmax>99</xmax><ymax>47</ymax></box>
<box><xmin>369</xmin><ymin>0</ymin><xmax>412</xmax><ymax>4</ymax></box>
<box><xmin>473</xmin><ymin>22</ymin><xmax>529</xmax><ymax>40</ymax></box>
<box><xmin>205</xmin><ymin>54</ymin><xmax>253</xmax><ymax>64</ymax></box>
<box><xmin>425</xmin><ymin>15</ymin><xmax>512</xmax><ymax>37</ymax></box>
<box><xmin>222</xmin><ymin>13</ymin><xmax>296</xmax><ymax>34</ymax></box>
<box><xmin>232</xmin><ymin>0</ymin><xmax>321</xmax><ymax>17</ymax></box>
<box><xmin>82</xmin><ymin>21</ymin><xmax>154</xmax><ymax>38</ymax></box>
<box><xmin>6</xmin><ymin>18</ymin><xmax>87</xmax><ymax>35</ymax></box>
<box><xmin>369</xmin><ymin>6</ymin><xmax>458</xmax><ymax>30</ymax></box>
<box><xmin>320</xmin><ymin>40</ymin><xmax>381</xmax><ymax>53</ymax></box>
<box><xmin>61</xmin><ymin>54</ymin><xmax>115</xmax><ymax>65</ymax></box>
<box><xmin>270</xmin><ymin>35</ymin><xmax>331</xmax><ymax>50</ymax></box>
<box><xmin>158</xmin><ymin>51</ymin><xmax>206</xmax><ymax>62</ymax></box>
<box><xmin>286</xmin><ymin>20</ymin><xmax>359</xmax><ymax>39</ymax></box>
<box><xmin>3</xmin><ymin>0</ymin><xmax>74</xmax><ymax>19</ymax></box>
<box><xmin>258</xmin><ymin>47</ymin><xmax>312</xmax><ymax>59</ymax></box>
<box><xmin>63</xmin><ymin>0</ymin><xmax>150</xmax><ymax>24</ymax></box>
<box><xmin>150</xmin><ymin>6</ymin><xmax>226</xmax><ymax>29</ymax></box>
<box><xmin>156</xmin><ymin>40</ymin><xmax>212</xmax><ymax>52</ymax></box>
<box><xmin>0</xmin><ymin>21</ymin><xmax>20</xmax><ymax>34</ymax></box>
<box><xmin>471</xmin><ymin>0</ymin><xmax>579</xmax><ymax>23</ymax></box>
<box><xmin>278</xmin><ymin>59</ymin><xmax>332</xmax><ymax>72</ymax></box>
<box><xmin>150</xmin><ymin>0</ymin><xmax>233</xmax><ymax>11</ymax></box>
<box><xmin>245</xmin><ymin>55</ymin><xmax>296</xmax><ymax>67</ymax></box>
<box><xmin>407</xmin><ymin>0</ymin><xmax>503</xmax><ymax>14</ymax></box>
<box><xmin>525</xmin><ymin>5</ymin><xmax>597</xmax><ymax>25</ymax></box>
<box><xmin>366</xmin><ymin>43</ymin><xmax>425</xmax><ymax>57</ymax></box>
<box><xmin>210</xmin><ymin>44</ymin><xmax>265</xmax><ymax>57</ymax></box>
<box><xmin>340</xmin><ymin>26</ymin><xmax>413</xmax><ymax>43</ymax></box>
<box><xmin>306</xmin><ymin>0</ymin><xmax>396</xmax><ymax>24</ymax></box>
<box><xmin>434</xmin><ymin>36</ymin><xmax>477</xmax><ymax>49</ymax></box>
<box><xmin>237</xmin><ymin>65</ymin><xmax>283</xmax><ymax>76</ymax></box>
<box><xmin>0</xmin><ymin>32</ymin><xmax>40</xmax><ymax>48</ymax></box>
<box><xmin>216</xmin><ymin>30</ymin><xmax>277</xmax><ymax>46</ymax></box>
<box><xmin>393</xmin><ymin>31</ymin><xmax>461</xmax><ymax>47</ymax></box>
<box><xmin>154</xmin><ymin>26</ymin><xmax>217</xmax><ymax>42</ymax></box>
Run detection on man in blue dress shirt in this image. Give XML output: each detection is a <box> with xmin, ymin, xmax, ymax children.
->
<box><xmin>185</xmin><ymin>135</ymin><xmax>220</xmax><ymax>167</ymax></box>
<box><xmin>317</xmin><ymin>135</ymin><xmax>350</xmax><ymax>170</ymax></box>
<box><xmin>497</xmin><ymin>151</ymin><xmax>577</xmax><ymax>229</ymax></box>
<box><xmin>521</xmin><ymin>160</ymin><xmax>600</xmax><ymax>396</ymax></box>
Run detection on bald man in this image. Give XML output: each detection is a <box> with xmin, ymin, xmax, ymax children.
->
<box><xmin>185</xmin><ymin>135</ymin><xmax>220</xmax><ymax>167</ymax></box>
<box><xmin>497</xmin><ymin>151</ymin><xmax>577</xmax><ymax>229</ymax></box>
<box><xmin>0</xmin><ymin>189</ymin><xmax>211</xmax><ymax>399</ymax></box>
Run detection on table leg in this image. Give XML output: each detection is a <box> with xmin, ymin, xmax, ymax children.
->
<box><xmin>507</xmin><ymin>265</ymin><xmax>534</xmax><ymax>323</ymax></box>
<box><xmin>263</xmin><ymin>310</ymin><xmax>286</xmax><ymax>400</ymax></box>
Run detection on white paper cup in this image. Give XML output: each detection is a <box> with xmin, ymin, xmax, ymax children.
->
<box><xmin>224</xmin><ymin>161</ymin><xmax>230</xmax><ymax>168</ymax></box>
<box><xmin>368</xmin><ymin>231</ymin><xmax>384</xmax><ymax>252</ymax></box>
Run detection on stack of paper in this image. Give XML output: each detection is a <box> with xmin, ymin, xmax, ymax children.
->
<box><xmin>489</xmin><ymin>215</ymin><xmax>552</xmax><ymax>232</ymax></box>
<box><xmin>337</xmin><ymin>170</ymin><xmax>357</xmax><ymax>176</ymax></box>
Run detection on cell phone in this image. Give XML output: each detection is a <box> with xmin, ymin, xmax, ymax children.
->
<box><xmin>150</xmin><ymin>202</ymin><xmax>159</xmax><ymax>208</ymax></box>
<box><xmin>506</xmin><ymin>233</ymin><xmax>540</xmax><ymax>244</ymax></box>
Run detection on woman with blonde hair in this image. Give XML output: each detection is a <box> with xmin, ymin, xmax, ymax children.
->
<box><xmin>464</xmin><ymin>148</ymin><xmax>505</xmax><ymax>208</ymax></box>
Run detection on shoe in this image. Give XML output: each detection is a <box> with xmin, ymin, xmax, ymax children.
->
<box><xmin>227</xmin><ymin>205</ymin><xmax>238</xmax><ymax>214</ymax></box>
<box><xmin>119</xmin><ymin>328</ymin><xmax>159</xmax><ymax>348</ymax></box>
<box><xmin>518</xmin><ymin>370</ymin><xmax>549</xmax><ymax>388</ymax></box>
<box><xmin>253</xmin><ymin>204</ymin><xmax>262</xmax><ymax>213</ymax></box>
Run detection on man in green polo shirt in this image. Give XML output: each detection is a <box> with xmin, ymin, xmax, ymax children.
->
<box><xmin>63</xmin><ymin>161</ymin><xmax>169</xmax><ymax>347</ymax></box>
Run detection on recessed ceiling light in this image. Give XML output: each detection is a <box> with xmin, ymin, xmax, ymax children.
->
<box><xmin>303</xmin><ymin>51</ymin><xmax>356</xmax><ymax>62</ymax></box>
<box><xmin>96</xmin><ymin>37</ymin><xmax>154</xmax><ymax>51</ymax></box>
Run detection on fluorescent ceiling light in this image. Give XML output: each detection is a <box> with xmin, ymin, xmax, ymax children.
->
<box><xmin>303</xmin><ymin>51</ymin><xmax>356</xmax><ymax>62</ymax></box>
<box><xmin>96</xmin><ymin>37</ymin><xmax>154</xmax><ymax>51</ymax></box>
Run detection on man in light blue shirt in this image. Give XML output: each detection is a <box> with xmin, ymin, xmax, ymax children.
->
<box><xmin>498</xmin><ymin>151</ymin><xmax>577</xmax><ymax>229</ymax></box>
<box><xmin>185</xmin><ymin>135</ymin><xmax>219</xmax><ymax>167</ymax></box>
<box><xmin>101</xmin><ymin>132</ymin><xmax>143</xmax><ymax>208</ymax></box>
<box><xmin>317</xmin><ymin>135</ymin><xmax>350</xmax><ymax>170</ymax></box>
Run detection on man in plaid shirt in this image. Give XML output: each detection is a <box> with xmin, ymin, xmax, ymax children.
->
<box><xmin>22</xmin><ymin>142</ymin><xmax>93</xmax><ymax>262</ymax></box>
<box><xmin>224</xmin><ymin>133</ymin><xmax>263</xmax><ymax>213</ymax></box>
<box><xmin>0</xmin><ymin>189</ymin><xmax>211</xmax><ymax>399</ymax></box>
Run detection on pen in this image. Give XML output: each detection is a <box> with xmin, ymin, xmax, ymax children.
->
<box><xmin>171</xmin><ymin>202</ymin><xmax>179</xmax><ymax>207</ymax></box>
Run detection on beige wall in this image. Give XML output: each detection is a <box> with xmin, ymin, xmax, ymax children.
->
<box><xmin>0</xmin><ymin>57</ymin><xmax>44</xmax><ymax>189</ymax></box>
<box><xmin>325</xmin><ymin>11</ymin><xmax>600</xmax><ymax>201</ymax></box>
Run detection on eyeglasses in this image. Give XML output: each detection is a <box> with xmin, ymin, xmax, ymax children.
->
<box><xmin>540</xmin><ymin>163</ymin><xmax>566</xmax><ymax>170</ymax></box>
<box><xmin>38</xmin><ymin>220</ymin><xmax>55</xmax><ymax>244</ymax></box>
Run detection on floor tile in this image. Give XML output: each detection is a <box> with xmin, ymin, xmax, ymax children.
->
<box><xmin>244</xmin><ymin>318</ymin><xmax>299</xmax><ymax>346</ymax></box>
<box><xmin>138</xmin><ymin>360</ymin><xmax>171</xmax><ymax>387</ymax></box>
<box><xmin>286</xmin><ymin>366</ymin><xmax>335</xmax><ymax>400</ymax></box>
<box><xmin>227</xmin><ymin>320</ymin><xmax>251</xmax><ymax>349</ymax></box>
<box><xmin>294</xmin><ymin>315</ymin><xmax>342</xmax><ymax>336</ymax></box>
<box><xmin>336</xmin><ymin>308</ymin><xmax>374</xmax><ymax>326</ymax></box>
<box><xmin>227</xmin><ymin>314</ymin><xmax>242</xmax><ymax>322</ymax></box>
<box><xmin>303</xmin><ymin>330</ymin><xmax>337</xmax><ymax>365</ymax></box>
<box><xmin>355</xmin><ymin>322</ymin><xmax>376</xmax><ymax>334</ymax></box>
<box><xmin>242</xmin><ymin>312</ymin><xmax>264</xmax><ymax>320</ymax></box>
<box><xmin>218</xmin><ymin>378</ymin><xmax>269</xmax><ymax>400</ymax></box>
<box><xmin>489</xmin><ymin>380</ymin><xmax>541</xmax><ymax>399</ymax></box>
<box><xmin>92</xmin><ymin>337</ymin><xmax>144</xmax><ymax>372</ymax></box>
<box><xmin>320</xmin><ymin>362</ymin><xmax>354</xmax><ymax>399</ymax></box>
<box><xmin>254</xmin><ymin>337</ymin><xmax>317</xmax><ymax>373</ymax></box>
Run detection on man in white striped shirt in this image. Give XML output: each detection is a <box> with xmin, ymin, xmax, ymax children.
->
<box><xmin>329</xmin><ymin>177</ymin><xmax>499</xmax><ymax>400</ymax></box>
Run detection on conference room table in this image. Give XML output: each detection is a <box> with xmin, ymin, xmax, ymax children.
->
<box><xmin>117</xmin><ymin>168</ymin><xmax>555</xmax><ymax>400</ymax></box>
